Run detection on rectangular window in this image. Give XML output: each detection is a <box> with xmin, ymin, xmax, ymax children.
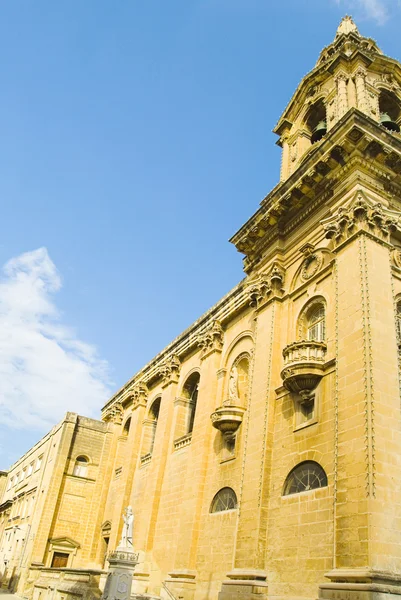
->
<box><xmin>27</xmin><ymin>463</ymin><xmax>33</xmax><ymax>477</ymax></box>
<box><xmin>15</xmin><ymin>473</ymin><xmax>20</xmax><ymax>485</ymax></box>
<box><xmin>6</xmin><ymin>479</ymin><xmax>12</xmax><ymax>491</ymax></box>
<box><xmin>35</xmin><ymin>456</ymin><xmax>43</xmax><ymax>472</ymax></box>
<box><xmin>20</xmin><ymin>468</ymin><xmax>26</xmax><ymax>481</ymax></box>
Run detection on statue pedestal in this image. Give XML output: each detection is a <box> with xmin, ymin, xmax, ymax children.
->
<box><xmin>102</xmin><ymin>547</ymin><xmax>139</xmax><ymax>600</ymax></box>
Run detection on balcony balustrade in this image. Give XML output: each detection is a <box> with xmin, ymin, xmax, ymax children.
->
<box><xmin>281</xmin><ymin>340</ymin><xmax>327</xmax><ymax>398</ymax></box>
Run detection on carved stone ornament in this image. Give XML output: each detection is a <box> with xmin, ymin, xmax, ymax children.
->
<box><xmin>301</xmin><ymin>253</ymin><xmax>323</xmax><ymax>281</ymax></box>
<box><xmin>197</xmin><ymin>320</ymin><xmax>224</xmax><ymax>359</ymax></box>
<box><xmin>158</xmin><ymin>354</ymin><xmax>181</xmax><ymax>388</ymax></box>
<box><xmin>131</xmin><ymin>382</ymin><xmax>148</xmax><ymax>409</ymax></box>
<box><xmin>321</xmin><ymin>192</ymin><xmax>401</xmax><ymax>248</ymax></box>
<box><xmin>105</xmin><ymin>402</ymin><xmax>124</xmax><ymax>425</ymax></box>
<box><xmin>247</xmin><ymin>263</ymin><xmax>285</xmax><ymax>308</ymax></box>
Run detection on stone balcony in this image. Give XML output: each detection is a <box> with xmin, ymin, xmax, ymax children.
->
<box><xmin>280</xmin><ymin>340</ymin><xmax>327</xmax><ymax>398</ymax></box>
<box><xmin>210</xmin><ymin>405</ymin><xmax>246</xmax><ymax>440</ymax></box>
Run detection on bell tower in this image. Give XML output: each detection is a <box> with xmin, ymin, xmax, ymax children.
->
<box><xmin>274</xmin><ymin>15</ymin><xmax>401</xmax><ymax>181</ymax></box>
<box><xmin>226</xmin><ymin>14</ymin><xmax>401</xmax><ymax>600</ymax></box>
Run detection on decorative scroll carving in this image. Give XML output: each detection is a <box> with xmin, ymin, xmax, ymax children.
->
<box><xmin>131</xmin><ymin>382</ymin><xmax>148</xmax><ymax>409</ymax></box>
<box><xmin>247</xmin><ymin>262</ymin><xmax>285</xmax><ymax>308</ymax></box>
<box><xmin>300</xmin><ymin>244</ymin><xmax>323</xmax><ymax>281</ymax></box>
<box><xmin>321</xmin><ymin>192</ymin><xmax>401</xmax><ymax>248</ymax></box>
<box><xmin>159</xmin><ymin>354</ymin><xmax>181</xmax><ymax>387</ymax></box>
<box><xmin>197</xmin><ymin>320</ymin><xmax>224</xmax><ymax>359</ymax></box>
<box><xmin>104</xmin><ymin>402</ymin><xmax>124</xmax><ymax>425</ymax></box>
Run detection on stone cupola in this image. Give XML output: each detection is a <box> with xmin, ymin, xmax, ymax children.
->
<box><xmin>274</xmin><ymin>16</ymin><xmax>401</xmax><ymax>181</ymax></box>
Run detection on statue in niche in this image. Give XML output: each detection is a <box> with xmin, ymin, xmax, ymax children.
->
<box><xmin>119</xmin><ymin>506</ymin><xmax>134</xmax><ymax>548</ymax></box>
<box><xmin>228</xmin><ymin>366</ymin><xmax>239</xmax><ymax>405</ymax></box>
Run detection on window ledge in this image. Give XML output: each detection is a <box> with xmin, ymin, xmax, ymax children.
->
<box><xmin>173</xmin><ymin>433</ymin><xmax>192</xmax><ymax>451</ymax></box>
<box><xmin>140</xmin><ymin>453</ymin><xmax>152</xmax><ymax>467</ymax></box>
<box><xmin>293</xmin><ymin>417</ymin><xmax>318</xmax><ymax>432</ymax></box>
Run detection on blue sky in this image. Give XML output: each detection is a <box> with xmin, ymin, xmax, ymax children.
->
<box><xmin>0</xmin><ymin>0</ymin><xmax>400</xmax><ymax>468</ymax></box>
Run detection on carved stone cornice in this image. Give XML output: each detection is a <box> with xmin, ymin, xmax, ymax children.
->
<box><xmin>321</xmin><ymin>190</ymin><xmax>401</xmax><ymax>249</ymax></box>
<box><xmin>121</xmin><ymin>381</ymin><xmax>148</xmax><ymax>410</ymax></box>
<box><xmin>131</xmin><ymin>382</ymin><xmax>148</xmax><ymax>410</ymax></box>
<box><xmin>197</xmin><ymin>320</ymin><xmax>224</xmax><ymax>360</ymax></box>
<box><xmin>158</xmin><ymin>354</ymin><xmax>181</xmax><ymax>388</ymax></box>
<box><xmin>232</xmin><ymin>110</ymin><xmax>401</xmax><ymax>274</ymax></box>
<box><xmin>247</xmin><ymin>262</ymin><xmax>285</xmax><ymax>309</ymax></box>
<box><xmin>104</xmin><ymin>402</ymin><xmax>123</xmax><ymax>425</ymax></box>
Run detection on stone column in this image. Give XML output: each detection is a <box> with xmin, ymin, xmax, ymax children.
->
<box><xmin>319</xmin><ymin>192</ymin><xmax>401</xmax><ymax>600</ymax></box>
<box><xmin>355</xmin><ymin>68</ymin><xmax>367</xmax><ymax>114</ymax></box>
<box><xmin>280</xmin><ymin>135</ymin><xmax>290</xmax><ymax>182</ymax></box>
<box><xmin>336</xmin><ymin>73</ymin><xmax>348</xmax><ymax>118</ymax></box>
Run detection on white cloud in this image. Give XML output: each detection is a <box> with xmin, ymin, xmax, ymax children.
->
<box><xmin>335</xmin><ymin>0</ymin><xmax>389</xmax><ymax>24</ymax></box>
<box><xmin>0</xmin><ymin>248</ymin><xmax>112</xmax><ymax>430</ymax></box>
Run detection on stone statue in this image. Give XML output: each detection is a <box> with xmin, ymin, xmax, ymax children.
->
<box><xmin>228</xmin><ymin>366</ymin><xmax>239</xmax><ymax>404</ymax></box>
<box><xmin>119</xmin><ymin>506</ymin><xmax>134</xmax><ymax>548</ymax></box>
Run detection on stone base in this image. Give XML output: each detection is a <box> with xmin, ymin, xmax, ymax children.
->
<box><xmin>102</xmin><ymin>547</ymin><xmax>139</xmax><ymax>600</ymax></box>
<box><xmin>218</xmin><ymin>570</ymin><xmax>268</xmax><ymax>600</ymax></box>
<box><xmin>319</xmin><ymin>569</ymin><xmax>401</xmax><ymax>600</ymax></box>
<box><xmin>161</xmin><ymin>570</ymin><xmax>196</xmax><ymax>600</ymax></box>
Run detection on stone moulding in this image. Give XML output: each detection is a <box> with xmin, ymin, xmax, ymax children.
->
<box><xmin>322</xmin><ymin>191</ymin><xmax>401</xmax><ymax>249</ymax></box>
<box><xmin>197</xmin><ymin>320</ymin><xmax>224</xmax><ymax>360</ymax></box>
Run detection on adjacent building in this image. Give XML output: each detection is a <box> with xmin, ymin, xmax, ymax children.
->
<box><xmin>2</xmin><ymin>15</ymin><xmax>401</xmax><ymax>600</ymax></box>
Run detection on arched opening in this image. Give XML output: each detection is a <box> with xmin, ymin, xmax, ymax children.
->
<box><xmin>307</xmin><ymin>304</ymin><xmax>326</xmax><ymax>341</ymax></box>
<box><xmin>305</xmin><ymin>99</ymin><xmax>327</xmax><ymax>144</ymax></box>
<box><xmin>283</xmin><ymin>461</ymin><xmax>327</xmax><ymax>495</ymax></box>
<box><xmin>174</xmin><ymin>373</ymin><xmax>200</xmax><ymax>446</ymax></box>
<box><xmin>298</xmin><ymin>298</ymin><xmax>326</xmax><ymax>342</ymax></box>
<box><xmin>141</xmin><ymin>397</ymin><xmax>161</xmax><ymax>459</ymax></box>
<box><xmin>182</xmin><ymin>372</ymin><xmax>200</xmax><ymax>434</ymax></box>
<box><xmin>379</xmin><ymin>90</ymin><xmax>401</xmax><ymax>133</ymax></box>
<box><xmin>122</xmin><ymin>417</ymin><xmax>131</xmax><ymax>437</ymax></box>
<box><xmin>73</xmin><ymin>456</ymin><xmax>89</xmax><ymax>477</ymax></box>
<box><xmin>227</xmin><ymin>354</ymin><xmax>250</xmax><ymax>407</ymax></box>
<box><xmin>210</xmin><ymin>487</ymin><xmax>238</xmax><ymax>513</ymax></box>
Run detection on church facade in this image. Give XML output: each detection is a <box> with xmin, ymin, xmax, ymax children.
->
<box><xmin>2</xmin><ymin>16</ymin><xmax>401</xmax><ymax>600</ymax></box>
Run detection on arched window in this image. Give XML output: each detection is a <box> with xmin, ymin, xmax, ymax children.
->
<box><xmin>307</xmin><ymin>304</ymin><xmax>326</xmax><ymax>341</ymax></box>
<box><xmin>305</xmin><ymin>99</ymin><xmax>327</xmax><ymax>144</ymax></box>
<box><xmin>210</xmin><ymin>487</ymin><xmax>238</xmax><ymax>513</ymax></box>
<box><xmin>174</xmin><ymin>373</ymin><xmax>200</xmax><ymax>446</ymax></box>
<box><xmin>283</xmin><ymin>461</ymin><xmax>327</xmax><ymax>496</ymax></box>
<box><xmin>73</xmin><ymin>456</ymin><xmax>89</xmax><ymax>477</ymax></box>
<box><xmin>141</xmin><ymin>397</ymin><xmax>161</xmax><ymax>460</ymax></box>
<box><xmin>123</xmin><ymin>417</ymin><xmax>131</xmax><ymax>437</ymax></box>
<box><xmin>183</xmin><ymin>373</ymin><xmax>200</xmax><ymax>434</ymax></box>
<box><xmin>379</xmin><ymin>90</ymin><xmax>400</xmax><ymax>133</ymax></box>
<box><xmin>298</xmin><ymin>298</ymin><xmax>326</xmax><ymax>342</ymax></box>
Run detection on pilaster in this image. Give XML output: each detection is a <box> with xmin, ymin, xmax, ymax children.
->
<box><xmin>170</xmin><ymin>323</ymin><xmax>224</xmax><ymax>598</ymax></box>
<box><xmin>318</xmin><ymin>192</ymin><xmax>401</xmax><ymax>599</ymax></box>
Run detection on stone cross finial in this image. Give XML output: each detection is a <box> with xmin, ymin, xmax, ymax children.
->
<box><xmin>336</xmin><ymin>15</ymin><xmax>359</xmax><ymax>37</ymax></box>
